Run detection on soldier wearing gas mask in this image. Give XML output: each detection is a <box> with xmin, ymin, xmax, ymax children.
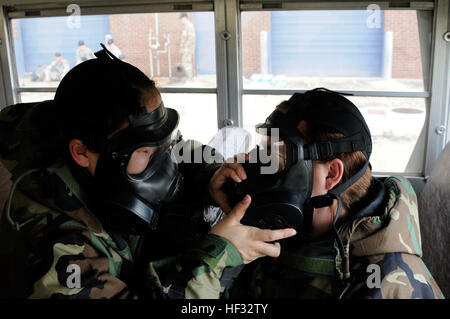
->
<box><xmin>0</xmin><ymin>46</ymin><xmax>296</xmax><ymax>299</ymax></box>
<box><xmin>222</xmin><ymin>88</ymin><xmax>442</xmax><ymax>299</ymax></box>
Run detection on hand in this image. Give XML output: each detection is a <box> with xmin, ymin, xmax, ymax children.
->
<box><xmin>210</xmin><ymin>195</ymin><xmax>297</xmax><ymax>264</ymax></box>
<box><xmin>209</xmin><ymin>156</ymin><xmax>248</xmax><ymax>214</ymax></box>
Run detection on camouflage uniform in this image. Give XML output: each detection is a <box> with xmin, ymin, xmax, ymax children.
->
<box><xmin>0</xmin><ymin>101</ymin><xmax>242</xmax><ymax>299</ymax></box>
<box><xmin>227</xmin><ymin>176</ymin><xmax>444</xmax><ymax>299</ymax></box>
<box><xmin>76</xmin><ymin>46</ymin><xmax>95</xmax><ymax>65</ymax></box>
<box><xmin>180</xmin><ymin>20</ymin><xmax>196</xmax><ymax>79</ymax></box>
<box><xmin>47</xmin><ymin>58</ymin><xmax>70</xmax><ymax>81</ymax></box>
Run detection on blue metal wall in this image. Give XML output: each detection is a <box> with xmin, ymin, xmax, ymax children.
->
<box><xmin>270</xmin><ymin>11</ymin><xmax>385</xmax><ymax>77</ymax></box>
<box><xmin>14</xmin><ymin>11</ymin><xmax>384</xmax><ymax>78</ymax></box>
<box><xmin>14</xmin><ymin>15</ymin><xmax>110</xmax><ymax>77</ymax></box>
<box><xmin>194</xmin><ymin>12</ymin><xmax>216</xmax><ymax>75</ymax></box>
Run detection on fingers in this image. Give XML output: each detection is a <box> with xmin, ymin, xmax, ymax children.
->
<box><xmin>227</xmin><ymin>195</ymin><xmax>251</xmax><ymax>223</ymax></box>
<box><xmin>222</xmin><ymin>162</ymin><xmax>247</xmax><ymax>181</ymax></box>
<box><xmin>248</xmin><ymin>228</ymin><xmax>296</xmax><ymax>261</ymax></box>
<box><xmin>208</xmin><ymin>160</ymin><xmax>248</xmax><ymax>213</ymax></box>
<box><xmin>255</xmin><ymin>241</ymin><xmax>282</xmax><ymax>259</ymax></box>
<box><xmin>242</xmin><ymin>241</ymin><xmax>282</xmax><ymax>263</ymax></box>
<box><xmin>210</xmin><ymin>164</ymin><xmax>245</xmax><ymax>187</ymax></box>
<box><xmin>209</xmin><ymin>162</ymin><xmax>248</xmax><ymax>213</ymax></box>
<box><xmin>241</xmin><ymin>227</ymin><xmax>297</xmax><ymax>262</ymax></box>
<box><xmin>256</xmin><ymin>228</ymin><xmax>297</xmax><ymax>242</ymax></box>
<box><xmin>219</xmin><ymin>166</ymin><xmax>243</xmax><ymax>183</ymax></box>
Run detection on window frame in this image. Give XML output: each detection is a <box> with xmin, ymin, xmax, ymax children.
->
<box><xmin>0</xmin><ymin>0</ymin><xmax>448</xmax><ymax>178</ymax></box>
<box><xmin>236</xmin><ymin>0</ymin><xmax>449</xmax><ymax>179</ymax></box>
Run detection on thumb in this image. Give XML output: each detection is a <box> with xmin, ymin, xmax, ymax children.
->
<box><xmin>228</xmin><ymin>194</ymin><xmax>251</xmax><ymax>223</ymax></box>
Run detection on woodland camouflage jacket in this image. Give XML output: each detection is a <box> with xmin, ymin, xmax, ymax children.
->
<box><xmin>227</xmin><ymin>176</ymin><xmax>444</xmax><ymax>299</ymax></box>
<box><xmin>0</xmin><ymin>101</ymin><xmax>242</xmax><ymax>299</ymax></box>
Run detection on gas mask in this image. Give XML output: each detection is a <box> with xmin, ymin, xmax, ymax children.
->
<box><xmin>52</xmin><ymin>44</ymin><xmax>186</xmax><ymax>235</ymax></box>
<box><xmin>93</xmin><ymin>101</ymin><xmax>184</xmax><ymax>235</ymax></box>
<box><xmin>223</xmin><ymin>88</ymin><xmax>372</xmax><ymax>242</ymax></box>
<box><xmin>223</xmin><ymin>117</ymin><xmax>326</xmax><ymax>237</ymax></box>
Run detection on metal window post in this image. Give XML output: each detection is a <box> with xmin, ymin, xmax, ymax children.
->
<box><xmin>425</xmin><ymin>0</ymin><xmax>450</xmax><ymax>176</ymax></box>
<box><xmin>0</xmin><ymin>6</ymin><xmax>17</xmax><ymax>107</ymax></box>
<box><xmin>446</xmin><ymin>3</ymin><xmax>450</xmax><ymax>146</ymax></box>
<box><xmin>214</xmin><ymin>0</ymin><xmax>242</xmax><ymax>129</ymax></box>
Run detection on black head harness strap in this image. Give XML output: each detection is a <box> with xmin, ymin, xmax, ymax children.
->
<box><xmin>285</xmin><ymin>89</ymin><xmax>372</xmax><ymax>286</ymax></box>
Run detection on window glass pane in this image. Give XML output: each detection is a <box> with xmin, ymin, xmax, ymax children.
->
<box><xmin>243</xmin><ymin>94</ymin><xmax>291</xmax><ymax>146</ymax></box>
<box><xmin>20</xmin><ymin>92</ymin><xmax>55</xmax><ymax>103</ymax></box>
<box><xmin>349</xmin><ymin>96</ymin><xmax>426</xmax><ymax>173</ymax></box>
<box><xmin>18</xmin><ymin>92</ymin><xmax>218</xmax><ymax>147</ymax></box>
<box><xmin>241</xmin><ymin>10</ymin><xmax>424</xmax><ymax>92</ymax></box>
<box><xmin>243</xmin><ymin>95</ymin><xmax>426</xmax><ymax>173</ymax></box>
<box><xmin>12</xmin><ymin>12</ymin><xmax>215</xmax><ymax>89</ymax></box>
<box><xmin>161</xmin><ymin>93</ymin><xmax>218</xmax><ymax>145</ymax></box>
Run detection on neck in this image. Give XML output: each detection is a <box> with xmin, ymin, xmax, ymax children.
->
<box><xmin>310</xmin><ymin>200</ymin><xmax>348</xmax><ymax>238</ymax></box>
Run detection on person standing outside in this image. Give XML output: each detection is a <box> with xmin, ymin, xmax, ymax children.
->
<box><xmin>105</xmin><ymin>34</ymin><xmax>123</xmax><ymax>59</ymax></box>
<box><xmin>179</xmin><ymin>13</ymin><xmax>196</xmax><ymax>80</ymax></box>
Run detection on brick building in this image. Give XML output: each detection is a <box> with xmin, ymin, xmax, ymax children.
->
<box><xmin>384</xmin><ymin>11</ymin><xmax>423</xmax><ymax>78</ymax></box>
<box><xmin>110</xmin><ymin>12</ymin><xmax>196</xmax><ymax>80</ymax></box>
<box><xmin>12</xmin><ymin>10</ymin><xmax>423</xmax><ymax>81</ymax></box>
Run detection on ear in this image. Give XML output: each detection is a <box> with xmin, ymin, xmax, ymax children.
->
<box><xmin>325</xmin><ymin>158</ymin><xmax>344</xmax><ymax>190</ymax></box>
<box><xmin>68</xmin><ymin>139</ymin><xmax>90</xmax><ymax>168</ymax></box>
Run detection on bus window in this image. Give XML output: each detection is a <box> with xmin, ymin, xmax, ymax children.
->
<box><xmin>241</xmin><ymin>10</ymin><xmax>424</xmax><ymax>92</ymax></box>
<box><xmin>241</xmin><ymin>10</ymin><xmax>428</xmax><ymax>174</ymax></box>
<box><xmin>11</xmin><ymin>11</ymin><xmax>217</xmax><ymax>144</ymax></box>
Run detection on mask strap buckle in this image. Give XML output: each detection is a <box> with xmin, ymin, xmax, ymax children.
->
<box><xmin>318</xmin><ymin>141</ymin><xmax>334</xmax><ymax>161</ymax></box>
<box><xmin>303</xmin><ymin>141</ymin><xmax>334</xmax><ymax>161</ymax></box>
<box><xmin>310</xmin><ymin>194</ymin><xmax>334</xmax><ymax>208</ymax></box>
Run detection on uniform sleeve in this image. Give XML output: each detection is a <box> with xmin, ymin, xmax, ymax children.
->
<box><xmin>24</xmin><ymin>226</ymin><xmax>136</xmax><ymax>299</ymax></box>
<box><xmin>351</xmin><ymin>253</ymin><xmax>445</xmax><ymax>299</ymax></box>
<box><xmin>23</xmin><ymin>225</ymin><xmax>242</xmax><ymax>299</ymax></box>
<box><xmin>145</xmin><ymin>233</ymin><xmax>243</xmax><ymax>299</ymax></box>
